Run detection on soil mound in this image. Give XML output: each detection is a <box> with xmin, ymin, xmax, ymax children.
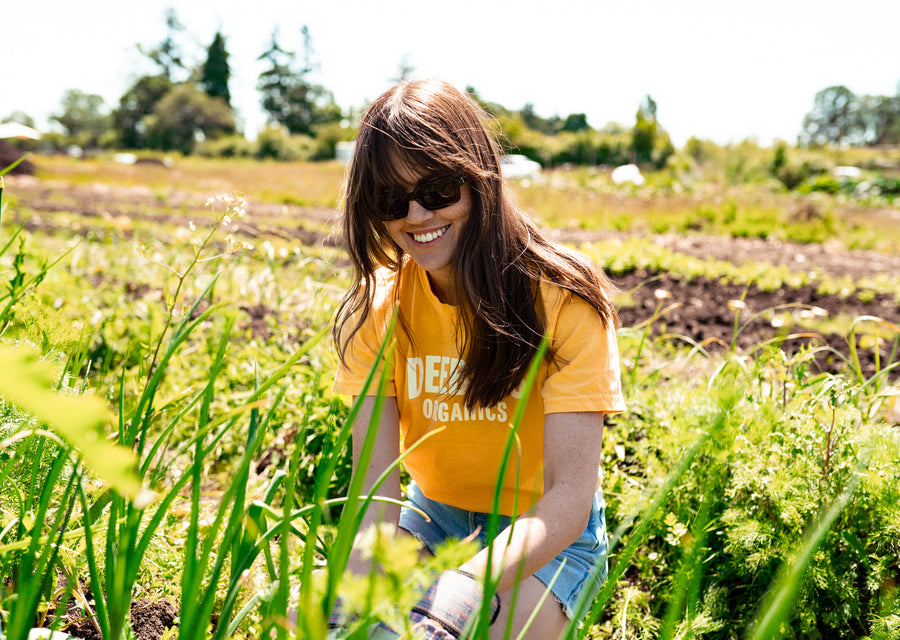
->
<box><xmin>0</xmin><ymin>141</ymin><xmax>36</xmax><ymax>175</ymax></box>
<box><xmin>62</xmin><ymin>598</ymin><xmax>177</xmax><ymax>640</ymax></box>
<box><xmin>0</xmin><ymin>140</ymin><xmax>34</xmax><ymax>176</ymax></box>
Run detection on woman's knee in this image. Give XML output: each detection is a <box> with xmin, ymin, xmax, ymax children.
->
<box><xmin>490</xmin><ymin>576</ymin><xmax>568</xmax><ymax>640</ymax></box>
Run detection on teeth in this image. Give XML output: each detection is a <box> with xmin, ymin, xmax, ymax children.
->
<box><xmin>413</xmin><ymin>226</ymin><xmax>449</xmax><ymax>243</ymax></box>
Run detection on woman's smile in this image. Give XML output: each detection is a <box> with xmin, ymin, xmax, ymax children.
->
<box><xmin>411</xmin><ymin>225</ymin><xmax>450</xmax><ymax>244</ymax></box>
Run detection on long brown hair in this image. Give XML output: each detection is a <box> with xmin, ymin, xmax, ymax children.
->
<box><xmin>334</xmin><ymin>78</ymin><xmax>618</xmax><ymax>409</ymax></box>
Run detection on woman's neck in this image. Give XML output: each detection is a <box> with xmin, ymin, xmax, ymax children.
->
<box><xmin>426</xmin><ymin>271</ymin><xmax>457</xmax><ymax>306</ymax></box>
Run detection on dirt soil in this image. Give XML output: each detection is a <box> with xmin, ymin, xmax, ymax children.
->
<box><xmin>60</xmin><ymin>598</ymin><xmax>177</xmax><ymax>640</ymax></box>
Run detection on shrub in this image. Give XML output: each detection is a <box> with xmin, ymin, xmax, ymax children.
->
<box><xmin>873</xmin><ymin>175</ymin><xmax>900</xmax><ymax>197</ymax></box>
<box><xmin>798</xmin><ymin>174</ymin><xmax>844</xmax><ymax>195</ymax></box>
<box><xmin>604</xmin><ymin>348</ymin><xmax>900</xmax><ymax>638</ymax></box>
<box><xmin>196</xmin><ymin>134</ymin><xmax>256</xmax><ymax>158</ymax></box>
<box><xmin>255</xmin><ymin>126</ymin><xmax>316</xmax><ymax>161</ymax></box>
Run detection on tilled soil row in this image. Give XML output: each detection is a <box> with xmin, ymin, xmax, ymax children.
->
<box><xmin>9</xmin><ymin>177</ymin><xmax>899</xmax><ymax>382</ymax></box>
<box><xmin>615</xmin><ymin>268</ymin><xmax>899</xmax><ymax>380</ymax></box>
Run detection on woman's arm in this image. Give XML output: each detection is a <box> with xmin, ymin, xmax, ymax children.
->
<box><xmin>346</xmin><ymin>395</ymin><xmax>403</xmax><ymax>576</ymax></box>
<box><xmin>459</xmin><ymin>411</ymin><xmax>605</xmax><ymax>592</ymax></box>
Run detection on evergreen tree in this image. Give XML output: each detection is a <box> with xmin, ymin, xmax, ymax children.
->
<box><xmin>631</xmin><ymin>95</ymin><xmax>673</xmax><ymax>168</ymax></box>
<box><xmin>256</xmin><ymin>28</ymin><xmax>341</xmax><ymax>136</ymax></box>
<box><xmin>631</xmin><ymin>95</ymin><xmax>659</xmax><ymax>164</ymax></box>
<box><xmin>138</xmin><ymin>8</ymin><xmax>186</xmax><ymax>82</ymax></box>
<box><xmin>201</xmin><ymin>31</ymin><xmax>231</xmax><ymax>106</ymax></box>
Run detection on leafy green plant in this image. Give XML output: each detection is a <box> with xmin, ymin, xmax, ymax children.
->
<box><xmin>0</xmin><ymin>434</ymin><xmax>83</xmax><ymax>640</ymax></box>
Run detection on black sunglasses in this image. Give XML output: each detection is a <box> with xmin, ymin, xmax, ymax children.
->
<box><xmin>376</xmin><ymin>175</ymin><xmax>467</xmax><ymax>221</ymax></box>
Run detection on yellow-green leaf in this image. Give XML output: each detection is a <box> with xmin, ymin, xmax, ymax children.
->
<box><xmin>0</xmin><ymin>347</ymin><xmax>143</xmax><ymax>499</ymax></box>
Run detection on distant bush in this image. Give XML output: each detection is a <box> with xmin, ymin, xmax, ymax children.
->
<box><xmin>254</xmin><ymin>126</ymin><xmax>316</xmax><ymax>161</ymax></box>
<box><xmin>309</xmin><ymin>121</ymin><xmax>357</xmax><ymax>162</ymax></box>
<box><xmin>552</xmin><ymin>129</ymin><xmax>633</xmax><ymax>167</ymax></box>
<box><xmin>196</xmin><ymin>134</ymin><xmax>256</xmax><ymax>158</ymax></box>
<box><xmin>798</xmin><ymin>174</ymin><xmax>843</xmax><ymax>195</ymax></box>
<box><xmin>873</xmin><ymin>175</ymin><xmax>900</xmax><ymax>197</ymax></box>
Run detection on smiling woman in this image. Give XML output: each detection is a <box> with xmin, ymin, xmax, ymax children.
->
<box><xmin>331</xmin><ymin>78</ymin><xmax>625</xmax><ymax>639</ymax></box>
<box><xmin>381</xmin><ymin>171</ymin><xmax>471</xmax><ymax>304</ymax></box>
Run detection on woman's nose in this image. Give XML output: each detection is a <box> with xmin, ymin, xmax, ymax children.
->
<box><xmin>405</xmin><ymin>199</ymin><xmax>433</xmax><ymax>222</ymax></box>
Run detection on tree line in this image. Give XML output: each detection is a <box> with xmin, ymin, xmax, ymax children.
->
<box><xmin>0</xmin><ymin>8</ymin><xmax>673</xmax><ymax>167</ymax></box>
<box><xmin>4</xmin><ymin>10</ymin><xmax>347</xmax><ymax>160</ymax></box>
<box><xmin>3</xmin><ymin>8</ymin><xmax>898</xmax><ymax>166</ymax></box>
<box><xmin>801</xmin><ymin>83</ymin><xmax>900</xmax><ymax>147</ymax></box>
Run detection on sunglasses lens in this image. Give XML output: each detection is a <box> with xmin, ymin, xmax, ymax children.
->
<box><xmin>417</xmin><ymin>176</ymin><xmax>463</xmax><ymax>209</ymax></box>
<box><xmin>376</xmin><ymin>176</ymin><xmax>464</xmax><ymax>221</ymax></box>
<box><xmin>376</xmin><ymin>191</ymin><xmax>407</xmax><ymax>220</ymax></box>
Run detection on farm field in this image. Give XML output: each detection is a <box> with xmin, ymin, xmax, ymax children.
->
<box><xmin>1</xmin><ymin>154</ymin><xmax>899</xmax><ymax>639</ymax></box>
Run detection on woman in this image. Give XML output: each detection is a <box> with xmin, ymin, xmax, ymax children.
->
<box><xmin>332</xmin><ymin>78</ymin><xmax>625</xmax><ymax>639</ymax></box>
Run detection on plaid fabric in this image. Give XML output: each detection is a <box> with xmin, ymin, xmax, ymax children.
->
<box><xmin>328</xmin><ymin>595</ymin><xmax>359</xmax><ymax>630</ymax></box>
<box><xmin>330</xmin><ymin>571</ymin><xmax>499</xmax><ymax>639</ymax></box>
<box><xmin>409</xmin><ymin>571</ymin><xmax>498</xmax><ymax>639</ymax></box>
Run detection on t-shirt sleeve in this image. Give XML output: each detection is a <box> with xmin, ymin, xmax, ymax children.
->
<box><xmin>541</xmin><ymin>290</ymin><xmax>626</xmax><ymax>415</ymax></box>
<box><xmin>332</xmin><ymin>279</ymin><xmax>398</xmax><ymax>398</ymax></box>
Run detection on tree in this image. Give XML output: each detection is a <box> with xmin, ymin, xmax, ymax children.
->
<box><xmin>142</xmin><ymin>83</ymin><xmax>235</xmax><ymax>154</ymax></box>
<box><xmin>138</xmin><ymin>7</ymin><xmax>187</xmax><ymax>81</ymax></box>
<box><xmin>2</xmin><ymin>111</ymin><xmax>36</xmax><ymax>128</ymax></box>
<box><xmin>201</xmin><ymin>31</ymin><xmax>231</xmax><ymax>106</ymax></box>
<box><xmin>801</xmin><ymin>85</ymin><xmax>864</xmax><ymax>146</ymax></box>
<box><xmin>113</xmin><ymin>75</ymin><xmax>174</xmax><ymax>148</ymax></box>
<box><xmin>50</xmin><ymin>90</ymin><xmax>109</xmax><ymax>147</ymax></box>
<box><xmin>631</xmin><ymin>95</ymin><xmax>659</xmax><ymax>164</ymax></box>
<box><xmin>631</xmin><ymin>95</ymin><xmax>673</xmax><ymax>168</ymax></box>
<box><xmin>520</xmin><ymin>104</ymin><xmax>561</xmax><ymax>134</ymax></box>
<box><xmin>256</xmin><ymin>29</ymin><xmax>341</xmax><ymax>136</ymax></box>
<box><xmin>857</xmin><ymin>93</ymin><xmax>900</xmax><ymax>145</ymax></box>
<box><xmin>561</xmin><ymin>113</ymin><xmax>590</xmax><ymax>132</ymax></box>
<box><xmin>391</xmin><ymin>55</ymin><xmax>416</xmax><ymax>84</ymax></box>
<box><xmin>466</xmin><ymin>86</ymin><xmax>511</xmax><ymax>119</ymax></box>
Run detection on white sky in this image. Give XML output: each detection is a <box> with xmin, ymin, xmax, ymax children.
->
<box><xmin>3</xmin><ymin>0</ymin><xmax>899</xmax><ymax>147</ymax></box>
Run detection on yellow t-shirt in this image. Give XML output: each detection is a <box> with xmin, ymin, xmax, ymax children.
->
<box><xmin>334</xmin><ymin>261</ymin><xmax>625</xmax><ymax>516</ymax></box>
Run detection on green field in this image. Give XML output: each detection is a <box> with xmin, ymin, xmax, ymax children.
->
<box><xmin>1</xmin><ymin>154</ymin><xmax>899</xmax><ymax>640</ymax></box>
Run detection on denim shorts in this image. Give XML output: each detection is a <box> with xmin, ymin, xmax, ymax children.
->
<box><xmin>398</xmin><ymin>481</ymin><xmax>609</xmax><ymax>620</ymax></box>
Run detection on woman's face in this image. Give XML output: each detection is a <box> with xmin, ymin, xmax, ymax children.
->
<box><xmin>383</xmin><ymin>163</ymin><xmax>472</xmax><ymax>305</ymax></box>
